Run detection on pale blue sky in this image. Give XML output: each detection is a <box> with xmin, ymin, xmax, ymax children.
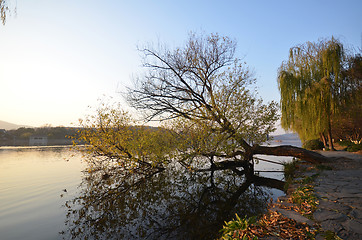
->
<box><xmin>1</xmin><ymin>0</ymin><xmax>361</xmax><ymax>127</ymax></box>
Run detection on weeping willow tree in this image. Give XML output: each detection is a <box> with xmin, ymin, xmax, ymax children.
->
<box><xmin>278</xmin><ymin>37</ymin><xmax>349</xmax><ymax>150</ymax></box>
<box><xmin>0</xmin><ymin>0</ymin><xmax>9</xmax><ymax>25</ymax></box>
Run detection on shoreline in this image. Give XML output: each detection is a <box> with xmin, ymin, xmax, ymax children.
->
<box><xmin>220</xmin><ymin>150</ymin><xmax>362</xmax><ymax>239</ymax></box>
<box><xmin>273</xmin><ymin>150</ymin><xmax>362</xmax><ymax>239</ymax></box>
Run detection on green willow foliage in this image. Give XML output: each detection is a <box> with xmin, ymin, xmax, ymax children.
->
<box><xmin>278</xmin><ymin>38</ymin><xmax>347</xmax><ymax>142</ymax></box>
<box><xmin>0</xmin><ymin>0</ymin><xmax>10</xmax><ymax>25</ymax></box>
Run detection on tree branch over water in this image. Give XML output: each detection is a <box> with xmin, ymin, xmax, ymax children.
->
<box><xmin>67</xmin><ymin>32</ymin><xmax>336</xmax><ymax>239</ymax></box>
<box><xmin>74</xmin><ymin>33</ymin><xmax>329</xmax><ymax>193</ymax></box>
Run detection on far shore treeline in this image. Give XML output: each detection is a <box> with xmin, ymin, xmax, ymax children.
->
<box><xmin>0</xmin><ymin>126</ymin><xmax>81</xmax><ymax>146</ymax></box>
<box><xmin>0</xmin><ymin>125</ymin><xmax>163</xmax><ymax>147</ymax></box>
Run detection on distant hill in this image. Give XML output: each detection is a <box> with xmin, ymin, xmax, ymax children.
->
<box><xmin>269</xmin><ymin>133</ymin><xmax>302</xmax><ymax>147</ymax></box>
<box><xmin>272</xmin><ymin>133</ymin><xmax>300</xmax><ymax>141</ymax></box>
<box><xmin>0</xmin><ymin>120</ymin><xmax>31</xmax><ymax>130</ymax></box>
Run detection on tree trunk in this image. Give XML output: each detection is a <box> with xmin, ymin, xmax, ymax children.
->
<box><xmin>327</xmin><ymin>112</ymin><xmax>336</xmax><ymax>151</ymax></box>
<box><xmin>253</xmin><ymin>145</ymin><xmax>329</xmax><ymax>164</ymax></box>
<box><xmin>320</xmin><ymin>132</ymin><xmax>328</xmax><ymax>149</ymax></box>
<box><xmin>327</xmin><ymin>126</ymin><xmax>335</xmax><ymax>151</ymax></box>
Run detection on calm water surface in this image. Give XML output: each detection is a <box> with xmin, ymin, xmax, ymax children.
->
<box><xmin>0</xmin><ymin>140</ymin><xmax>299</xmax><ymax>240</ymax></box>
<box><xmin>0</xmin><ymin>147</ymin><xmax>84</xmax><ymax>240</ymax></box>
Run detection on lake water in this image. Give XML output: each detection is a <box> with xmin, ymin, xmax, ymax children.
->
<box><xmin>0</xmin><ymin>147</ymin><xmax>84</xmax><ymax>240</ymax></box>
<box><xmin>0</xmin><ymin>140</ymin><xmax>299</xmax><ymax>240</ymax></box>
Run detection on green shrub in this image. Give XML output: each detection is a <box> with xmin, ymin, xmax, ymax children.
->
<box><xmin>303</xmin><ymin>139</ymin><xmax>324</xmax><ymax>150</ymax></box>
<box><xmin>283</xmin><ymin>158</ymin><xmax>298</xmax><ymax>180</ymax></box>
<box><xmin>347</xmin><ymin>143</ymin><xmax>362</xmax><ymax>152</ymax></box>
<box><xmin>283</xmin><ymin>159</ymin><xmax>298</xmax><ymax>191</ymax></box>
<box><xmin>337</xmin><ymin>140</ymin><xmax>362</xmax><ymax>152</ymax></box>
<box><xmin>338</xmin><ymin>140</ymin><xmax>353</xmax><ymax>147</ymax></box>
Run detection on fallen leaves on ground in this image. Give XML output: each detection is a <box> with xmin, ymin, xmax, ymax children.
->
<box><xmin>220</xmin><ymin>182</ymin><xmax>320</xmax><ymax>239</ymax></box>
<box><xmin>225</xmin><ymin>207</ymin><xmax>317</xmax><ymax>240</ymax></box>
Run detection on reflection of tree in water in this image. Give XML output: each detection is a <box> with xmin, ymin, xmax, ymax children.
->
<box><xmin>62</xmin><ymin>160</ymin><xmax>279</xmax><ymax>240</ymax></box>
<box><xmin>61</xmin><ymin>32</ymin><xmax>330</xmax><ymax>239</ymax></box>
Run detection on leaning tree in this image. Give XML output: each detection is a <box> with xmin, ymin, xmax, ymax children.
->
<box><xmin>77</xmin><ymin>33</ymin><xmax>329</xmax><ymax>185</ymax></box>
<box><xmin>128</xmin><ymin>33</ymin><xmax>328</xmax><ymax>164</ymax></box>
<box><xmin>67</xmin><ymin>33</ymin><xmax>332</xmax><ymax>239</ymax></box>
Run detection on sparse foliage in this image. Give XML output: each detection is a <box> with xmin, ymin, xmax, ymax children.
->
<box><xmin>129</xmin><ymin>33</ymin><xmax>279</xmax><ymax>164</ymax></box>
<box><xmin>75</xmin><ymin>34</ymin><xmax>285</xmax><ymax>185</ymax></box>
<box><xmin>76</xmin><ymin>101</ymin><xmax>176</xmax><ymax>182</ymax></box>
<box><xmin>67</xmin><ymin>32</ymin><xmax>334</xmax><ymax>239</ymax></box>
<box><xmin>76</xmin><ymin>33</ymin><xmax>329</xmax><ymax>190</ymax></box>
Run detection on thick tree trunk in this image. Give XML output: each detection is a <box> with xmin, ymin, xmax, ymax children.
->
<box><xmin>327</xmin><ymin>126</ymin><xmax>336</xmax><ymax>151</ymax></box>
<box><xmin>253</xmin><ymin>145</ymin><xmax>329</xmax><ymax>164</ymax></box>
<box><xmin>320</xmin><ymin>132</ymin><xmax>328</xmax><ymax>149</ymax></box>
<box><xmin>327</xmin><ymin>114</ymin><xmax>336</xmax><ymax>151</ymax></box>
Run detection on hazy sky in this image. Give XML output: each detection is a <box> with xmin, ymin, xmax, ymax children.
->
<box><xmin>1</xmin><ymin>0</ymin><xmax>361</xmax><ymax>127</ymax></box>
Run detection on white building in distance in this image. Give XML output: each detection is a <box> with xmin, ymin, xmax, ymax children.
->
<box><xmin>29</xmin><ymin>136</ymin><xmax>48</xmax><ymax>146</ymax></box>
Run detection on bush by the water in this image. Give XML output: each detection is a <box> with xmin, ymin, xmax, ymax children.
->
<box><xmin>347</xmin><ymin>144</ymin><xmax>362</xmax><ymax>152</ymax></box>
<box><xmin>338</xmin><ymin>140</ymin><xmax>353</xmax><ymax>147</ymax></box>
<box><xmin>303</xmin><ymin>139</ymin><xmax>324</xmax><ymax>150</ymax></box>
<box><xmin>338</xmin><ymin>140</ymin><xmax>362</xmax><ymax>152</ymax></box>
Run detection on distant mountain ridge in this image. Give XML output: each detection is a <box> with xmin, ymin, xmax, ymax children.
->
<box><xmin>270</xmin><ymin>133</ymin><xmax>302</xmax><ymax>147</ymax></box>
<box><xmin>0</xmin><ymin>120</ymin><xmax>31</xmax><ymax>130</ymax></box>
<box><xmin>272</xmin><ymin>133</ymin><xmax>300</xmax><ymax>141</ymax></box>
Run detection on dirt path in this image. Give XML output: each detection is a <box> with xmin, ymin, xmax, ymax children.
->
<box><xmin>312</xmin><ymin>151</ymin><xmax>362</xmax><ymax>239</ymax></box>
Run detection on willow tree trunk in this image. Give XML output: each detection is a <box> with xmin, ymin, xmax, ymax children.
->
<box><xmin>327</xmin><ymin>121</ymin><xmax>335</xmax><ymax>151</ymax></box>
<box><xmin>320</xmin><ymin>132</ymin><xmax>328</xmax><ymax>149</ymax></box>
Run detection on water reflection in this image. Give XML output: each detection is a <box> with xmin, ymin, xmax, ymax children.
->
<box><xmin>0</xmin><ymin>147</ymin><xmax>84</xmax><ymax>240</ymax></box>
<box><xmin>63</xmin><ymin>161</ymin><xmax>283</xmax><ymax>240</ymax></box>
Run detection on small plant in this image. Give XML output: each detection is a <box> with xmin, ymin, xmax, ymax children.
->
<box><xmin>283</xmin><ymin>158</ymin><xmax>298</xmax><ymax>180</ymax></box>
<box><xmin>220</xmin><ymin>214</ymin><xmax>258</xmax><ymax>240</ymax></box>
<box><xmin>303</xmin><ymin>139</ymin><xmax>324</xmax><ymax>150</ymax></box>
<box><xmin>322</xmin><ymin>230</ymin><xmax>343</xmax><ymax>240</ymax></box>
<box><xmin>282</xmin><ymin>158</ymin><xmax>298</xmax><ymax>191</ymax></box>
